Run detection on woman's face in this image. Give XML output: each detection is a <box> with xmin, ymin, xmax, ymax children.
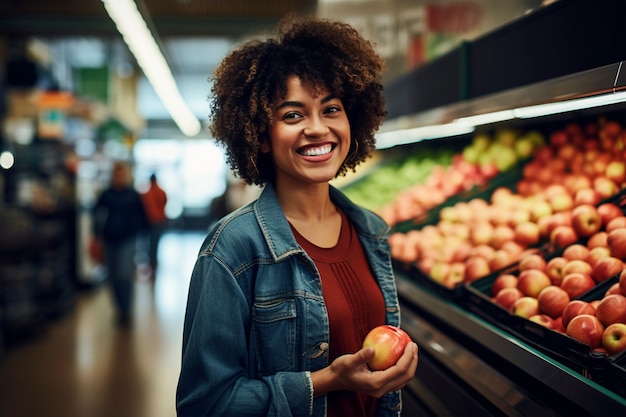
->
<box><xmin>266</xmin><ymin>75</ymin><xmax>350</xmax><ymax>187</ymax></box>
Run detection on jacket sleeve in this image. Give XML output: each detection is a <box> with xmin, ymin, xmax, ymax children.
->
<box><xmin>176</xmin><ymin>253</ymin><xmax>313</xmax><ymax>417</ymax></box>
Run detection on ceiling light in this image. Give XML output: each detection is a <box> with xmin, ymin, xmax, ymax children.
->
<box><xmin>102</xmin><ymin>0</ymin><xmax>201</xmax><ymax>137</ymax></box>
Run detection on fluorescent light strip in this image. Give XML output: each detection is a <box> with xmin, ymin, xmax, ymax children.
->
<box><xmin>102</xmin><ymin>0</ymin><xmax>201</xmax><ymax>137</ymax></box>
<box><xmin>513</xmin><ymin>91</ymin><xmax>626</xmax><ymax>118</ymax></box>
<box><xmin>376</xmin><ymin>123</ymin><xmax>475</xmax><ymax>149</ymax></box>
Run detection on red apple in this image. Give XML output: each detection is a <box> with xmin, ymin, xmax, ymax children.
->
<box><xmin>495</xmin><ymin>287</ymin><xmax>524</xmax><ymax>310</ymax></box>
<box><xmin>562</xmin><ymin>244</ymin><xmax>590</xmax><ymax>262</ymax></box>
<box><xmin>464</xmin><ymin>256</ymin><xmax>491</xmax><ymax>282</ymax></box>
<box><xmin>620</xmin><ymin>269</ymin><xmax>626</xmax><ymax>296</ymax></box>
<box><xmin>546</xmin><ymin>256</ymin><xmax>568</xmax><ymax>285</ymax></box>
<box><xmin>489</xmin><ymin>249</ymin><xmax>513</xmax><ymax>272</ymax></box>
<box><xmin>562</xmin><ymin>259</ymin><xmax>593</xmax><ymax>277</ymax></box>
<box><xmin>518</xmin><ymin>253</ymin><xmax>547</xmax><ymax>272</ymax></box>
<box><xmin>607</xmin><ymin>228</ymin><xmax>626</xmax><ymax>260</ymax></box>
<box><xmin>586</xmin><ymin>232</ymin><xmax>608</xmax><ymax>250</ymax></box>
<box><xmin>537</xmin><ymin>285</ymin><xmax>571</xmax><ymax>318</ymax></box>
<box><xmin>566</xmin><ymin>314</ymin><xmax>605</xmax><ymax>348</ymax></box>
<box><xmin>588</xmin><ymin>246</ymin><xmax>612</xmax><ymax>267</ymax></box>
<box><xmin>517</xmin><ymin>269</ymin><xmax>551</xmax><ymax>297</ymax></box>
<box><xmin>602</xmin><ymin>323</ymin><xmax>626</xmax><ymax>355</ymax></box>
<box><xmin>597</xmin><ymin>203</ymin><xmax>624</xmax><ymax>228</ymax></box>
<box><xmin>605</xmin><ymin>160</ymin><xmax>626</xmax><ymax>184</ymax></box>
<box><xmin>362</xmin><ymin>325</ymin><xmax>412</xmax><ymax>371</ymax></box>
<box><xmin>469</xmin><ymin>222</ymin><xmax>494</xmax><ymax>246</ymax></box>
<box><xmin>605</xmin><ymin>282</ymin><xmax>622</xmax><ymax>296</ymax></box>
<box><xmin>491</xmin><ymin>225</ymin><xmax>516</xmax><ymax>250</ymax></box>
<box><xmin>561</xmin><ymin>272</ymin><xmax>596</xmax><ymax>298</ymax></box>
<box><xmin>595</xmin><ymin>294</ymin><xmax>626</xmax><ymax>326</ymax></box>
<box><xmin>571</xmin><ymin>204</ymin><xmax>602</xmax><ymax>237</ymax></box>
<box><xmin>550</xmin><ymin>225</ymin><xmax>579</xmax><ymax>249</ymax></box>
<box><xmin>594</xmin><ymin>176</ymin><xmax>619</xmax><ymax>200</ymax></box>
<box><xmin>443</xmin><ymin>263</ymin><xmax>466</xmax><ymax>288</ymax></box>
<box><xmin>548</xmin><ymin>193</ymin><xmax>574</xmax><ymax>213</ymax></box>
<box><xmin>574</xmin><ymin>188</ymin><xmax>601</xmax><ymax>206</ymax></box>
<box><xmin>529</xmin><ymin>314</ymin><xmax>557</xmax><ymax>329</ymax></box>
<box><xmin>561</xmin><ymin>300</ymin><xmax>596</xmax><ymax>328</ymax></box>
<box><xmin>510</xmin><ymin>296</ymin><xmax>540</xmax><ymax>318</ymax></box>
<box><xmin>607</xmin><ymin>217</ymin><xmax>626</xmax><ymax>233</ymax></box>
<box><xmin>491</xmin><ymin>274</ymin><xmax>519</xmax><ymax>297</ymax></box>
<box><xmin>514</xmin><ymin>221</ymin><xmax>541</xmax><ymax>246</ymax></box>
<box><xmin>591</xmin><ymin>256</ymin><xmax>624</xmax><ymax>283</ymax></box>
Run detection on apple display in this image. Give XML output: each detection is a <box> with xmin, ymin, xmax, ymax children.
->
<box><xmin>362</xmin><ymin>325</ymin><xmax>412</xmax><ymax>371</ymax></box>
<box><xmin>560</xmin><ymin>272</ymin><xmax>596</xmax><ymax>298</ymax></box>
<box><xmin>571</xmin><ymin>204</ymin><xmax>602</xmax><ymax>237</ymax></box>
<box><xmin>510</xmin><ymin>296</ymin><xmax>540</xmax><ymax>318</ymax></box>
<box><xmin>494</xmin><ymin>287</ymin><xmax>524</xmax><ymax>310</ymax></box>
<box><xmin>561</xmin><ymin>300</ymin><xmax>596</xmax><ymax>328</ymax></box>
<box><xmin>537</xmin><ymin>285</ymin><xmax>570</xmax><ymax>318</ymax></box>
<box><xmin>591</xmin><ymin>256</ymin><xmax>624</xmax><ymax>283</ymax></box>
<box><xmin>595</xmin><ymin>294</ymin><xmax>626</xmax><ymax>326</ymax></box>
<box><xmin>516</xmin><ymin>269</ymin><xmax>551</xmax><ymax>297</ymax></box>
<box><xmin>602</xmin><ymin>323</ymin><xmax>626</xmax><ymax>355</ymax></box>
<box><xmin>566</xmin><ymin>314</ymin><xmax>605</xmax><ymax>348</ymax></box>
<box><xmin>607</xmin><ymin>228</ymin><xmax>626</xmax><ymax>260</ymax></box>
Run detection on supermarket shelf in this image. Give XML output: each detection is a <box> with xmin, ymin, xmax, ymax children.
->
<box><xmin>395</xmin><ymin>271</ymin><xmax>626</xmax><ymax>416</ymax></box>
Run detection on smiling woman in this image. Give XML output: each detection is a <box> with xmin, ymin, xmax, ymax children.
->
<box><xmin>176</xmin><ymin>15</ymin><xmax>418</xmax><ymax>417</ymax></box>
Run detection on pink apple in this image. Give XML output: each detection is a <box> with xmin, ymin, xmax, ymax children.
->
<box><xmin>550</xmin><ymin>225</ymin><xmax>579</xmax><ymax>249</ymax></box>
<box><xmin>591</xmin><ymin>256</ymin><xmax>624</xmax><ymax>283</ymax></box>
<box><xmin>607</xmin><ymin>228</ymin><xmax>626</xmax><ymax>260</ymax></box>
<box><xmin>537</xmin><ymin>285</ymin><xmax>571</xmax><ymax>319</ymax></box>
<box><xmin>510</xmin><ymin>296</ymin><xmax>540</xmax><ymax>318</ymax></box>
<box><xmin>605</xmin><ymin>282</ymin><xmax>623</xmax><ymax>296</ymax></box>
<box><xmin>548</xmin><ymin>193</ymin><xmax>574</xmax><ymax>213</ymax></box>
<box><xmin>561</xmin><ymin>300</ymin><xmax>596</xmax><ymax>328</ymax></box>
<box><xmin>516</xmin><ymin>269</ymin><xmax>551</xmax><ymax>297</ymax></box>
<box><xmin>594</xmin><ymin>176</ymin><xmax>619</xmax><ymax>200</ymax></box>
<box><xmin>607</xmin><ymin>217</ymin><xmax>626</xmax><ymax>233</ymax></box>
<box><xmin>491</xmin><ymin>225</ymin><xmax>516</xmax><ymax>250</ymax></box>
<box><xmin>491</xmin><ymin>274</ymin><xmax>519</xmax><ymax>297</ymax></box>
<box><xmin>529</xmin><ymin>314</ymin><xmax>557</xmax><ymax>329</ymax></box>
<box><xmin>443</xmin><ymin>263</ymin><xmax>466</xmax><ymax>288</ymax></box>
<box><xmin>597</xmin><ymin>203</ymin><xmax>624</xmax><ymax>228</ymax></box>
<box><xmin>574</xmin><ymin>188</ymin><xmax>601</xmax><ymax>206</ymax></box>
<box><xmin>489</xmin><ymin>250</ymin><xmax>514</xmax><ymax>272</ymax></box>
<box><xmin>605</xmin><ymin>160</ymin><xmax>626</xmax><ymax>184</ymax></box>
<box><xmin>514</xmin><ymin>221</ymin><xmax>541</xmax><ymax>246</ymax></box>
<box><xmin>518</xmin><ymin>253</ymin><xmax>547</xmax><ymax>272</ymax></box>
<box><xmin>362</xmin><ymin>325</ymin><xmax>412</xmax><ymax>371</ymax></box>
<box><xmin>571</xmin><ymin>204</ymin><xmax>602</xmax><ymax>237</ymax></box>
<box><xmin>546</xmin><ymin>256</ymin><xmax>567</xmax><ymax>285</ymax></box>
<box><xmin>560</xmin><ymin>272</ymin><xmax>596</xmax><ymax>298</ymax></box>
<box><xmin>562</xmin><ymin>259</ymin><xmax>592</xmax><ymax>277</ymax></box>
<box><xmin>566</xmin><ymin>314</ymin><xmax>605</xmax><ymax>348</ymax></box>
<box><xmin>469</xmin><ymin>221</ymin><xmax>494</xmax><ymax>246</ymax></box>
<box><xmin>595</xmin><ymin>294</ymin><xmax>626</xmax><ymax>326</ymax></box>
<box><xmin>464</xmin><ymin>256</ymin><xmax>491</xmax><ymax>283</ymax></box>
<box><xmin>495</xmin><ymin>287</ymin><xmax>524</xmax><ymax>310</ymax></box>
<box><xmin>602</xmin><ymin>323</ymin><xmax>626</xmax><ymax>355</ymax></box>
<box><xmin>562</xmin><ymin>244</ymin><xmax>590</xmax><ymax>262</ymax></box>
<box><xmin>588</xmin><ymin>246</ymin><xmax>612</xmax><ymax>267</ymax></box>
<box><xmin>586</xmin><ymin>232</ymin><xmax>608</xmax><ymax>250</ymax></box>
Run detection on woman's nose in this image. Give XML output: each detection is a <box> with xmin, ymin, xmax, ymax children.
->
<box><xmin>304</xmin><ymin>116</ymin><xmax>330</xmax><ymax>137</ymax></box>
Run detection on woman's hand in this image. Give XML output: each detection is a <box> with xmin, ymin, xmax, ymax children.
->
<box><xmin>311</xmin><ymin>342</ymin><xmax>418</xmax><ymax>398</ymax></box>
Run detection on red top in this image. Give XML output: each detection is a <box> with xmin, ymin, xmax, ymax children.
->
<box><xmin>142</xmin><ymin>182</ymin><xmax>167</xmax><ymax>224</ymax></box>
<box><xmin>291</xmin><ymin>209</ymin><xmax>386</xmax><ymax>417</ymax></box>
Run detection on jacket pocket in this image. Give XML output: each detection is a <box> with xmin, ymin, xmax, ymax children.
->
<box><xmin>252</xmin><ymin>298</ymin><xmax>297</xmax><ymax>374</ymax></box>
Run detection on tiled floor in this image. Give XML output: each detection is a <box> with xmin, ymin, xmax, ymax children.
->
<box><xmin>0</xmin><ymin>230</ymin><xmax>207</xmax><ymax>417</ymax></box>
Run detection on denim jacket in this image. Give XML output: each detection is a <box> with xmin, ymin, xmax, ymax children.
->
<box><xmin>176</xmin><ymin>183</ymin><xmax>402</xmax><ymax>417</ymax></box>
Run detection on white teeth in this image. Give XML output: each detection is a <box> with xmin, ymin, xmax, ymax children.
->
<box><xmin>302</xmin><ymin>144</ymin><xmax>332</xmax><ymax>156</ymax></box>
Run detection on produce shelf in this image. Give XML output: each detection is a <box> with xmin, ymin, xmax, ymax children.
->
<box><xmin>395</xmin><ymin>270</ymin><xmax>626</xmax><ymax>415</ymax></box>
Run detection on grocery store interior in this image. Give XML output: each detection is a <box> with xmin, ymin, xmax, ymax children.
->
<box><xmin>1</xmin><ymin>0</ymin><xmax>626</xmax><ymax>416</ymax></box>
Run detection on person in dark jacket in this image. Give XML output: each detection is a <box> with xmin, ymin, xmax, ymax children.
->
<box><xmin>93</xmin><ymin>161</ymin><xmax>148</xmax><ymax>326</ymax></box>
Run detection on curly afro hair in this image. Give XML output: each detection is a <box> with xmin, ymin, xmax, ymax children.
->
<box><xmin>209</xmin><ymin>15</ymin><xmax>387</xmax><ymax>186</ymax></box>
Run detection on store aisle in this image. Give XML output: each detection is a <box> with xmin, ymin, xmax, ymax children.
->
<box><xmin>0</xmin><ymin>230</ymin><xmax>207</xmax><ymax>417</ymax></box>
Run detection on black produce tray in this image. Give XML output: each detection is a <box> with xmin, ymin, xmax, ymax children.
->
<box><xmin>604</xmin><ymin>350</ymin><xmax>626</xmax><ymax>399</ymax></box>
<box><xmin>463</xmin><ymin>263</ymin><xmax>621</xmax><ymax>379</ymax></box>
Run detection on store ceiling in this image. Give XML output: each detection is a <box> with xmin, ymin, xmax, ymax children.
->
<box><xmin>0</xmin><ymin>0</ymin><xmax>318</xmax><ymax>136</ymax></box>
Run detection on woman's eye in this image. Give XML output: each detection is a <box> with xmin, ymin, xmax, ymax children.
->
<box><xmin>325</xmin><ymin>105</ymin><xmax>341</xmax><ymax>114</ymax></box>
<box><xmin>283</xmin><ymin>112</ymin><xmax>302</xmax><ymax>120</ymax></box>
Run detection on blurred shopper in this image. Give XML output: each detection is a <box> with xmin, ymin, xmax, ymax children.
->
<box><xmin>93</xmin><ymin>161</ymin><xmax>148</xmax><ymax>326</ymax></box>
<box><xmin>141</xmin><ymin>173</ymin><xmax>168</xmax><ymax>277</ymax></box>
<box><xmin>176</xmin><ymin>15</ymin><xmax>418</xmax><ymax>417</ymax></box>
